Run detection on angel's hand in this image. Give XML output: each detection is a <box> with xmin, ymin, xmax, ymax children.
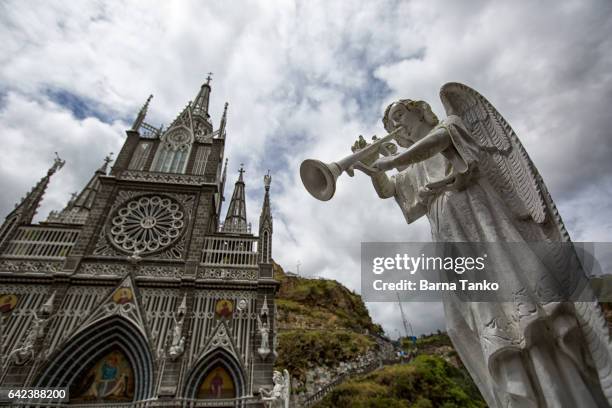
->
<box><xmin>351</xmin><ymin>135</ymin><xmax>381</xmax><ymax>176</ymax></box>
<box><xmin>372</xmin><ymin>155</ymin><xmax>398</xmax><ymax>172</ymax></box>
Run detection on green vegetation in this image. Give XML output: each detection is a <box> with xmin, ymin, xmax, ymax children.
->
<box><xmin>413</xmin><ymin>333</ymin><xmax>453</xmax><ymax>350</ymax></box>
<box><xmin>314</xmin><ymin>355</ymin><xmax>487</xmax><ymax>408</ymax></box>
<box><xmin>274</xmin><ymin>263</ymin><xmax>383</xmax><ymax>335</ymax></box>
<box><xmin>273</xmin><ymin>263</ymin><xmax>382</xmax><ymax>381</ymax></box>
<box><xmin>275</xmin><ymin>329</ymin><xmax>375</xmax><ymax>381</ymax></box>
<box><xmin>272</xmin><ymin>263</ymin><xmax>486</xmax><ymax>406</ymax></box>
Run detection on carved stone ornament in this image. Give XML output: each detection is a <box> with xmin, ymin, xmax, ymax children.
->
<box><xmin>109</xmin><ymin>195</ymin><xmax>185</xmax><ymax>254</ymax></box>
<box><xmin>165</xmin><ymin>127</ymin><xmax>191</xmax><ymax>149</ymax></box>
<box><xmin>259</xmin><ymin>369</ymin><xmax>291</xmax><ymax>408</ymax></box>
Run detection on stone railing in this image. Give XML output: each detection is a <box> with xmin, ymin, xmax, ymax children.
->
<box><xmin>201</xmin><ymin>235</ymin><xmax>259</xmax><ymax>267</ymax></box>
<box><xmin>46</xmin><ymin>209</ymin><xmax>89</xmax><ymax>225</ymax></box>
<box><xmin>301</xmin><ymin>359</ymin><xmax>382</xmax><ymax>407</ymax></box>
<box><xmin>219</xmin><ymin>221</ymin><xmax>252</xmax><ymax>234</ymax></box>
<box><xmin>119</xmin><ymin>170</ymin><xmax>216</xmax><ymax>185</ymax></box>
<box><xmin>1</xmin><ymin>225</ymin><xmax>80</xmax><ymax>260</ymax></box>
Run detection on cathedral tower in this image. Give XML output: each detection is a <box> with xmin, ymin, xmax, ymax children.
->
<box><xmin>0</xmin><ymin>79</ymin><xmax>278</xmax><ymax>406</ymax></box>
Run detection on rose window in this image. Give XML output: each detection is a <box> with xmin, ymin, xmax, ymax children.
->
<box><xmin>109</xmin><ymin>195</ymin><xmax>184</xmax><ymax>253</ymax></box>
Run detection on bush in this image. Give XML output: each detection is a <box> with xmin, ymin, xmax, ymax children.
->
<box><xmin>314</xmin><ymin>355</ymin><xmax>486</xmax><ymax>408</ymax></box>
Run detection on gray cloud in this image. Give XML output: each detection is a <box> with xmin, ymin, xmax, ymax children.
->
<box><xmin>1</xmin><ymin>0</ymin><xmax>611</xmax><ymax>339</ymax></box>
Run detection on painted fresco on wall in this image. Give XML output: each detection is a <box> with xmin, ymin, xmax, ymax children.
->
<box><xmin>0</xmin><ymin>294</ymin><xmax>17</xmax><ymax>313</ymax></box>
<box><xmin>215</xmin><ymin>299</ymin><xmax>233</xmax><ymax>318</ymax></box>
<box><xmin>197</xmin><ymin>365</ymin><xmax>235</xmax><ymax>399</ymax></box>
<box><xmin>112</xmin><ymin>287</ymin><xmax>133</xmax><ymax>304</ymax></box>
<box><xmin>70</xmin><ymin>348</ymin><xmax>135</xmax><ymax>402</ymax></box>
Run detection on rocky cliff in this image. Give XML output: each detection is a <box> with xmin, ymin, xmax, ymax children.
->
<box><xmin>272</xmin><ymin>263</ymin><xmax>391</xmax><ymax>397</ymax></box>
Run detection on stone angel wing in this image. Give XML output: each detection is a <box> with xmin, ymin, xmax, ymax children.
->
<box><xmin>439</xmin><ymin>82</ymin><xmax>612</xmax><ymax>404</ymax></box>
<box><xmin>440</xmin><ymin>82</ymin><xmax>563</xmax><ymax>232</ymax></box>
<box><xmin>282</xmin><ymin>369</ymin><xmax>291</xmax><ymax>408</ymax></box>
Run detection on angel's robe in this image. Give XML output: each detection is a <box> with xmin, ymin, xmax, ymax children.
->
<box><xmin>389</xmin><ymin>115</ymin><xmax>607</xmax><ymax>408</ymax></box>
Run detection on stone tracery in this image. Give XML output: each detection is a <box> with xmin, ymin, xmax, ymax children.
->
<box><xmin>109</xmin><ymin>195</ymin><xmax>185</xmax><ymax>254</ymax></box>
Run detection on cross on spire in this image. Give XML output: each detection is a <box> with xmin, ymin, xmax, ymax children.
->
<box><xmin>98</xmin><ymin>152</ymin><xmax>114</xmax><ymax>174</ymax></box>
<box><xmin>49</xmin><ymin>152</ymin><xmax>65</xmax><ymax>175</ymax></box>
<box><xmin>206</xmin><ymin>72</ymin><xmax>213</xmax><ymax>85</ymax></box>
<box><xmin>104</xmin><ymin>152</ymin><xmax>114</xmax><ymax>167</ymax></box>
<box><xmin>223</xmin><ymin>163</ymin><xmax>248</xmax><ymax>233</ymax></box>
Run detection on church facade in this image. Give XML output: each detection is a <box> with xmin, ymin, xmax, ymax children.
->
<box><xmin>0</xmin><ymin>79</ymin><xmax>278</xmax><ymax>407</ymax></box>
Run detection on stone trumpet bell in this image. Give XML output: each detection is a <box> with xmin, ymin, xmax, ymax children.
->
<box><xmin>300</xmin><ymin>127</ymin><xmax>402</xmax><ymax>201</ymax></box>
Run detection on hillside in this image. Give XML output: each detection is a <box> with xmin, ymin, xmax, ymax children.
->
<box><xmin>271</xmin><ymin>265</ymin><xmax>612</xmax><ymax>406</ymax></box>
<box><xmin>272</xmin><ymin>262</ymin><xmax>387</xmax><ymax>390</ymax></box>
<box><xmin>271</xmin><ymin>262</ymin><xmax>489</xmax><ymax>406</ymax></box>
<box><xmin>315</xmin><ymin>354</ymin><xmax>486</xmax><ymax>408</ymax></box>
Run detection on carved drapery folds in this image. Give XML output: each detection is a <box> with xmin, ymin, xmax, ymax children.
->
<box><xmin>259</xmin><ymin>369</ymin><xmax>290</xmax><ymax>408</ymax></box>
<box><xmin>257</xmin><ymin>296</ymin><xmax>271</xmax><ymax>360</ymax></box>
<box><xmin>168</xmin><ymin>295</ymin><xmax>186</xmax><ymax>360</ymax></box>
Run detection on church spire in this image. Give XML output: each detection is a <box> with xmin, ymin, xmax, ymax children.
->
<box><xmin>0</xmin><ymin>154</ymin><xmax>64</xmax><ymax>247</ymax></box>
<box><xmin>259</xmin><ymin>170</ymin><xmax>273</xmax><ymax>264</ymax></box>
<box><xmin>131</xmin><ymin>94</ymin><xmax>153</xmax><ymax>131</ymax></box>
<box><xmin>97</xmin><ymin>152</ymin><xmax>114</xmax><ymax>175</ymax></box>
<box><xmin>192</xmin><ymin>73</ymin><xmax>212</xmax><ymax>119</ymax></box>
<box><xmin>14</xmin><ymin>153</ymin><xmax>65</xmax><ymax>224</ymax></box>
<box><xmin>222</xmin><ymin>164</ymin><xmax>249</xmax><ymax>233</ymax></box>
<box><xmin>46</xmin><ymin>154</ymin><xmax>111</xmax><ymax>225</ymax></box>
<box><xmin>219</xmin><ymin>102</ymin><xmax>228</xmax><ymax>139</ymax></box>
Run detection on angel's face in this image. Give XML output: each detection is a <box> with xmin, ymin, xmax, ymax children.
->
<box><xmin>388</xmin><ymin>103</ymin><xmax>420</xmax><ymax>145</ymax></box>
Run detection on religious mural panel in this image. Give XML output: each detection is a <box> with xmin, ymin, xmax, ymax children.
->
<box><xmin>215</xmin><ymin>299</ymin><xmax>233</xmax><ymax>318</ymax></box>
<box><xmin>70</xmin><ymin>348</ymin><xmax>135</xmax><ymax>402</ymax></box>
<box><xmin>197</xmin><ymin>365</ymin><xmax>235</xmax><ymax>399</ymax></box>
<box><xmin>0</xmin><ymin>294</ymin><xmax>17</xmax><ymax>313</ymax></box>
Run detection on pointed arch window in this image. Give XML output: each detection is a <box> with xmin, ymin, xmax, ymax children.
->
<box><xmin>152</xmin><ymin>127</ymin><xmax>193</xmax><ymax>174</ymax></box>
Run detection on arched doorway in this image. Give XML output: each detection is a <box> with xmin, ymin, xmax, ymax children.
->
<box><xmin>197</xmin><ymin>364</ymin><xmax>236</xmax><ymax>399</ymax></box>
<box><xmin>184</xmin><ymin>348</ymin><xmax>246</xmax><ymax>400</ymax></box>
<box><xmin>35</xmin><ymin>316</ymin><xmax>154</xmax><ymax>402</ymax></box>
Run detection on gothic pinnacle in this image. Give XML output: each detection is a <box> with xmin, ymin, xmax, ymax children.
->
<box><xmin>131</xmin><ymin>94</ymin><xmax>153</xmax><ymax>131</ymax></box>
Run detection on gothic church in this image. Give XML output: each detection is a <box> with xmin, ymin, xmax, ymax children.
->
<box><xmin>0</xmin><ymin>78</ymin><xmax>278</xmax><ymax>407</ymax></box>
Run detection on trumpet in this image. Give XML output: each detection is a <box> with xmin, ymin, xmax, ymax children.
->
<box><xmin>300</xmin><ymin>127</ymin><xmax>403</xmax><ymax>201</ymax></box>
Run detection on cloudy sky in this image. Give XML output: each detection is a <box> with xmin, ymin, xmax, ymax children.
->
<box><xmin>1</xmin><ymin>0</ymin><xmax>611</xmax><ymax>338</ymax></box>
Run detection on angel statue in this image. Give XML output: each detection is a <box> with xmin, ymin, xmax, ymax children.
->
<box><xmin>338</xmin><ymin>83</ymin><xmax>611</xmax><ymax>407</ymax></box>
<box><xmin>259</xmin><ymin>369</ymin><xmax>291</xmax><ymax>408</ymax></box>
<box><xmin>257</xmin><ymin>314</ymin><xmax>271</xmax><ymax>359</ymax></box>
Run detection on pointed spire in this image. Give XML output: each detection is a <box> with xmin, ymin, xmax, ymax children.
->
<box><xmin>40</xmin><ymin>291</ymin><xmax>56</xmax><ymax>316</ymax></box>
<box><xmin>222</xmin><ymin>158</ymin><xmax>228</xmax><ymax>185</ymax></box>
<box><xmin>11</xmin><ymin>153</ymin><xmax>64</xmax><ymax>224</ymax></box>
<box><xmin>219</xmin><ymin>102</ymin><xmax>228</xmax><ymax>138</ymax></box>
<box><xmin>259</xmin><ymin>170</ymin><xmax>273</xmax><ymax>263</ymax></box>
<box><xmin>131</xmin><ymin>94</ymin><xmax>153</xmax><ymax>131</ymax></box>
<box><xmin>221</xmin><ymin>157</ymin><xmax>229</xmax><ymax>200</ymax></box>
<box><xmin>46</xmin><ymin>155</ymin><xmax>106</xmax><ymax>224</ymax></box>
<box><xmin>260</xmin><ymin>295</ymin><xmax>269</xmax><ymax>316</ymax></box>
<box><xmin>222</xmin><ymin>165</ymin><xmax>248</xmax><ymax>233</ymax></box>
<box><xmin>177</xmin><ymin>294</ymin><xmax>187</xmax><ymax>316</ymax></box>
<box><xmin>238</xmin><ymin>163</ymin><xmax>245</xmax><ymax>182</ymax></box>
<box><xmin>97</xmin><ymin>152</ymin><xmax>114</xmax><ymax>175</ymax></box>
<box><xmin>69</xmin><ymin>158</ymin><xmax>105</xmax><ymax>211</ymax></box>
<box><xmin>261</xmin><ymin>170</ymin><xmax>272</xmax><ymax>219</ymax></box>
<box><xmin>264</xmin><ymin>170</ymin><xmax>272</xmax><ymax>192</ymax></box>
<box><xmin>192</xmin><ymin>74</ymin><xmax>212</xmax><ymax>119</ymax></box>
